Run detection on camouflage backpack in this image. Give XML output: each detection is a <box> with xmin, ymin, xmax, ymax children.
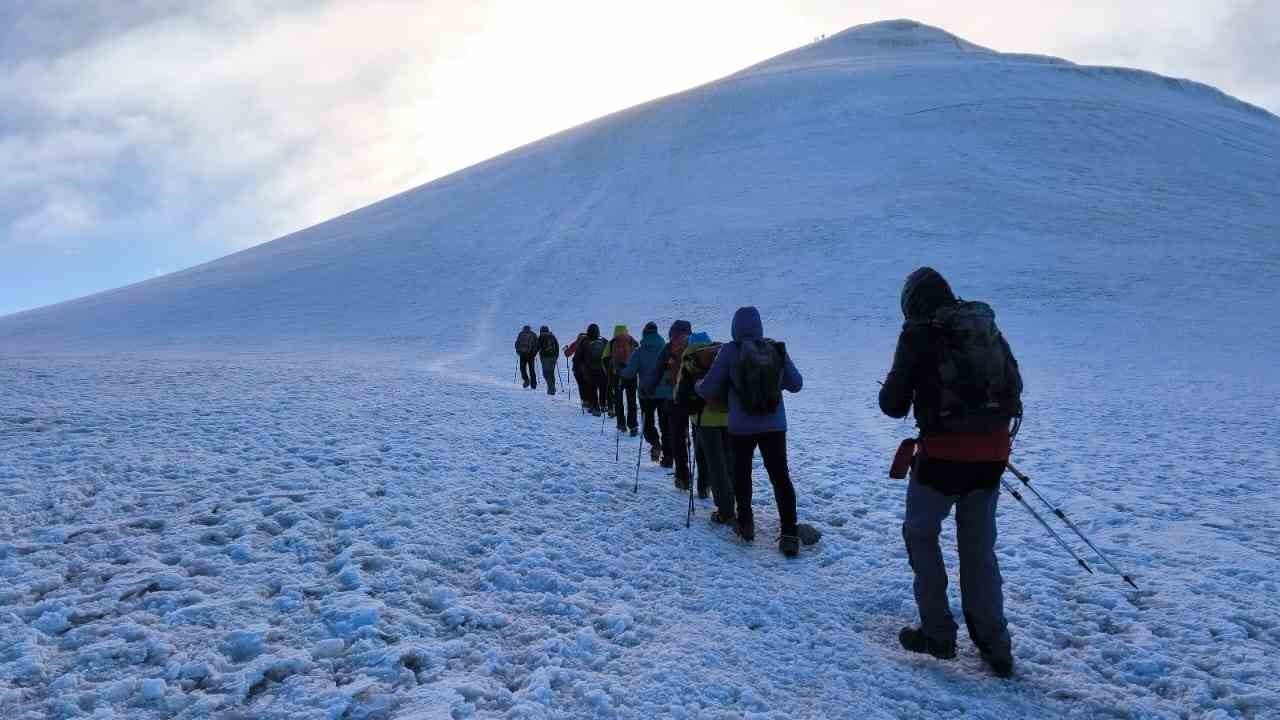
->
<box><xmin>931</xmin><ymin>301</ymin><xmax>1023</xmax><ymax>431</ymax></box>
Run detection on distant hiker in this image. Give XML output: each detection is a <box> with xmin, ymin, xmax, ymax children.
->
<box><xmin>608</xmin><ymin>325</ymin><xmax>640</xmax><ymax>435</ymax></box>
<box><xmin>660</xmin><ymin>320</ymin><xmax>693</xmax><ymax>490</ymax></box>
<box><xmin>879</xmin><ymin>266</ymin><xmax>1022</xmax><ymax>678</ymax></box>
<box><xmin>621</xmin><ymin>321</ymin><xmax>667</xmax><ymax>463</ymax></box>
<box><xmin>515</xmin><ymin>325</ymin><xmax>539</xmax><ymax>389</ymax></box>
<box><xmin>696</xmin><ymin>306</ymin><xmax>803</xmax><ymax>557</ymax></box>
<box><xmin>581</xmin><ymin>324</ymin><xmax>609</xmax><ymax>416</ymax></box>
<box><xmin>565</xmin><ymin>331</ymin><xmax>589</xmax><ymax>410</ymax></box>
<box><xmin>538</xmin><ymin>325</ymin><xmax>560</xmax><ymax>395</ymax></box>
<box><xmin>677</xmin><ymin>331</ymin><xmax>734</xmax><ymax>521</ymax></box>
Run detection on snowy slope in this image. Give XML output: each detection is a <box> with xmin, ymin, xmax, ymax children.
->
<box><xmin>3</xmin><ymin>19</ymin><xmax>1280</xmax><ymax>719</ymax></box>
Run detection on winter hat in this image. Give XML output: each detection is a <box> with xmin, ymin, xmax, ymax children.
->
<box><xmin>522</xmin><ymin>324</ymin><xmax>532</xmax><ymax>331</ymax></box>
<box><xmin>587</xmin><ymin>323</ymin><xmax>600</xmax><ymax>339</ymax></box>
<box><xmin>643</xmin><ymin>321</ymin><xmax>658</xmax><ymax>335</ymax></box>
<box><xmin>688</xmin><ymin>331</ymin><xmax>711</xmax><ymax>345</ymax></box>
<box><xmin>539</xmin><ymin>325</ymin><xmax>549</xmax><ymax>333</ymax></box>
<box><xmin>668</xmin><ymin>319</ymin><xmax>692</xmax><ymax>339</ymax></box>
<box><xmin>614</xmin><ymin>324</ymin><xmax>629</xmax><ymax>337</ymax></box>
<box><xmin>901</xmin><ymin>267</ymin><xmax>955</xmax><ymax>320</ymax></box>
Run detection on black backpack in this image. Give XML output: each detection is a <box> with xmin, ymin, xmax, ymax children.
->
<box><xmin>516</xmin><ymin>331</ymin><xmax>536</xmax><ymax>355</ymax></box>
<box><xmin>539</xmin><ymin>333</ymin><xmax>559</xmax><ymax>359</ymax></box>
<box><xmin>931</xmin><ymin>301</ymin><xmax>1023</xmax><ymax>431</ymax></box>
<box><xmin>586</xmin><ymin>337</ymin><xmax>608</xmax><ymax>368</ymax></box>
<box><xmin>732</xmin><ymin>338</ymin><xmax>785</xmax><ymax>416</ymax></box>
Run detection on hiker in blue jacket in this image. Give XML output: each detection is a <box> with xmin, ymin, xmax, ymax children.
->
<box><xmin>696</xmin><ymin>306</ymin><xmax>804</xmax><ymax>557</ymax></box>
<box><xmin>621</xmin><ymin>321</ymin><xmax>668</xmax><ymax>464</ymax></box>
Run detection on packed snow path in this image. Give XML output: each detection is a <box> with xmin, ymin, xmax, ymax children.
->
<box><xmin>2</xmin><ymin>354</ymin><xmax>1277</xmax><ymax>719</ymax></box>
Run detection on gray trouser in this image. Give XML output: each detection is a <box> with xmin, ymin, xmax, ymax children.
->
<box><xmin>693</xmin><ymin>425</ymin><xmax>734</xmax><ymax>518</ymax></box>
<box><xmin>902</xmin><ymin>473</ymin><xmax>1010</xmax><ymax>656</ymax></box>
<box><xmin>539</xmin><ymin>356</ymin><xmax>557</xmax><ymax>394</ymax></box>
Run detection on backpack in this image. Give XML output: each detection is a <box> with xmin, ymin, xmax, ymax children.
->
<box><xmin>539</xmin><ymin>333</ymin><xmax>559</xmax><ymax>359</ymax></box>
<box><xmin>516</xmin><ymin>331</ymin><xmax>536</xmax><ymax>355</ymax></box>
<box><xmin>732</xmin><ymin>338</ymin><xmax>785</xmax><ymax>416</ymax></box>
<box><xmin>611</xmin><ymin>336</ymin><xmax>636</xmax><ymax>371</ymax></box>
<box><xmin>586</xmin><ymin>337</ymin><xmax>608</xmax><ymax>369</ymax></box>
<box><xmin>930</xmin><ymin>301</ymin><xmax>1023</xmax><ymax>431</ymax></box>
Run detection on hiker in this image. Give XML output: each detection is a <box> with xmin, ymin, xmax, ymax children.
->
<box><xmin>657</xmin><ymin>320</ymin><xmax>692</xmax><ymax>488</ymax></box>
<box><xmin>515</xmin><ymin>325</ymin><xmax>539</xmax><ymax>389</ymax></box>
<box><xmin>621</xmin><ymin>322</ymin><xmax>667</xmax><ymax>463</ymax></box>
<box><xmin>581</xmin><ymin>324</ymin><xmax>610</xmax><ymax>416</ymax></box>
<box><xmin>879</xmin><ymin>266</ymin><xmax>1021</xmax><ymax>678</ymax></box>
<box><xmin>676</xmin><ymin>332</ymin><xmax>734</xmax><ymax>520</ymax></box>
<box><xmin>696</xmin><ymin>306</ymin><xmax>803</xmax><ymax>557</ymax></box>
<box><xmin>565</xmin><ymin>330</ymin><xmax>589</xmax><ymax>410</ymax></box>
<box><xmin>608</xmin><ymin>325</ymin><xmax>640</xmax><ymax>435</ymax></box>
<box><xmin>537</xmin><ymin>325</ymin><xmax>559</xmax><ymax>395</ymax></box>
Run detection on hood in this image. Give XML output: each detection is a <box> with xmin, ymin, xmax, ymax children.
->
<box><xmin>521</xmin><ymin>325</ymin><xmax>532</xmax><ymax>332</ymax></box>
<box><xmin>643</xmin><ymin>321</ymin><xmax>658</xmax><ymax>336</ymax></box>
<box><xmin>613</xmin><ymin>324</ymin><xmax>629</xmax><ymax>337</ymax></box>
<box><xmin>688</xmin><ymin>331</ymin><xmax>712</xmax><ymax>346</ymax></box>
<box><xmin>901</xmin><ymin>267</ymin><xmax>955</xmax><ymax>320</ymax></box>
<box><xmin>731</xmin><ymin>306</ymin><xmax>763</xmax><ymax>342</ymax></box>
<box><xmin>586</xmin><ymin>323</ymin><xmax>600</xmax><ymax>340</ymax></box>
<box><xmin>668</xmin><ymin>319</ymin><xmax>692</xmax><ymax>340</ymax></box>
<box><xmin>539</xmin><ymin>325</ymin><xmax>550</xmax><ymax>333</ymax></box>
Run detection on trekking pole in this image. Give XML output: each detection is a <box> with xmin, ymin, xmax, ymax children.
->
<box><xmin>1000</xmin><ymin>478</ymin><xmax>1093</xmax><ymax>575</ymax></box>
<box><xmin>1007</xmin><ymin>462</ymin><xmax>1139</xmax><ymax>589</ymax></box>
<box><xmin>634</xmin><ymin>433</ymin><xmax>643</xmax><ymax>493</ymax></box>
<box><xmin>685</xmin><ymin>420</ymin><xmax>695</xmax><ymax>527</ymax></box>
<box><xmin>615</xmin><ymin>425</ymin><xmax>620</xmax><ymax>462</ymax></box>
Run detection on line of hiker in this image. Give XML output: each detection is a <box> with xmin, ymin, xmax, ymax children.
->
<box><xmin>512</xmin><ymin>268</ymin><xmax>1030</xmax><ymax>678</ymax></box>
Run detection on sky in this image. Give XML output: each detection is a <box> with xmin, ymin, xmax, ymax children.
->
<box><xmin>2</xmin><ymin>0</ymin><xmax>1277</xmax><ymax>317</ymax></box>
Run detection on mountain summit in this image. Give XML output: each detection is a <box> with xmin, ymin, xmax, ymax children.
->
<box><xmin>742</xmin><ymin>19</ymin><xmax>993</xmax><ymax>75</ymax></box>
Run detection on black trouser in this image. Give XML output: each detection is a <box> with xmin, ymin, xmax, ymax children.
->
<box><xmin>730</xmin><ymin>431</ymin><xmax>797</xmax><ymax>536</ymax></box>
<box><xmin>572</xmin><ymin>362</ymin><xmax>585</xmax><ymax>403</ymax></box>
<box><xmin>518</xmin><ymin>353</ymin><xmax>537</xmax><ymax>388</ymax></box>
<box><xmin>587</xmin><ymin>370</ymin><xmax>609</xmax><ymax>411</ymax></box>
<box><xmin>614</xmin><ymin>378</ymin><xmax>638</xmax><ymax>430</ymax></box>
<box><xmin>655</xmin><ymin>400</ymin><xmax>672</xmax><ymax>461</ymax></box>
<box><xmin>693</xmin><ymin>425</ymin><xmax>708</xmax><ymax>495</ymax></box>
<box><xmin>668</xmin><ymin>403</ymin><xmax>690</xmax><ymax>482</ymax></box>
<box><xmin>641</xmin><ymin>398</ymin><xmax>664</xmax><ymax>450</ymax></box>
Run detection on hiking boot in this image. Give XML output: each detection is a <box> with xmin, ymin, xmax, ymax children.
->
<box><xmin>629</xmin><ymin>428</ymin><xmax>639</xmax><ymax>437</ymax></box>
<box><xmin>710</xmin><ymin>510</ymin><xmax>735</xmax><ymax>525</ymax></box>
<box><xmin>779</xmin><ymin>535</ymin><xmax>800</xmax><ymax>558</ymax></box>
<box><xmin>734</xmin><ymin>519</ymin><xmax>755</xmax><ymax>541</ymax></box>
<box><xmin>659</xmin><ymin>457</ymin><xmax>673</xmax><ymax>469</ymax></box>
<box><xmin>607</xmin><ymin>409</ymin><xmax>616</xmax><ymax>418</ymax></box>
<box><xmin>697</xmin><ymin>486</ymin><xmax>710</xmax><ymax>500</ymax></box>
<box><xmin>650</xmin><ymin>446</ymin><xmax>661</xmax><ymax>462</ymax></box>
<box><xmin>979</xmin><ymin>649</ymin><xmax>1014</xmax><ymax>678</ymax></box>
<box><xmin>897</xmin><ymin>627</ymin><xmax>957</xmax><ymax>660</ymax></box>
<box><xmin>590</xmin><ymin>409</ymin><xmax>602</xmax><ymax>417</ymax></box>
<box><xmin>674</xmin><ymin>476</ymin><xmax>690</xmax><ymax>491</ymax></box>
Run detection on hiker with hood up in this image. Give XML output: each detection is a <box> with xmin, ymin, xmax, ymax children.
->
<box><xmin>565</xmin><ymin>330</ymin><xmax>590</xmax><ymax>410</ymax></box>
<box><xmin>514</xmin><ymin>325</ymin><xmax>539</xmax><ymax>389</ymax></box>
<box><xmin>621</xmin><ymin>322</ymin><xmax>668</xmax><ymax>463</ymax></box>
<box><xmin>605</xmin><ymin>325</ymin><xmax>640</xmax><ymax>435</ymax></box>
<box><xmin>696</xmin><ymin>306</ymin><xmax>804</xmax><ymax>557</ymax></box>
<box><xmin>676</xmin><ymin>331</ymin><xmax>734</xmax><ymax>520</ymax></box>
<box><xmin>652</xmin><ymin>320</ymin><xmax>693</xmax><ymax>489</ymax></box>
<box><xmin>579</xmin><ymin>323</ymin><xmax>610</xmax><ymax>416</ymax></box>
<box><xmin>879</xmin><ymin>267</ymin><xmax>1021</xmax><ymax>678</ymax></box>
<box><xmin>537</xmin><ymin>326</ymin><xmax>560</xmax><ymax>395</ymax></box>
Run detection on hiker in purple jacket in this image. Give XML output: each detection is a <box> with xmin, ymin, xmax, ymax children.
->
<box><xmin>696</xmin><ymin>306</ymin><xmax>804</xmax><ymax>557</ymax></box>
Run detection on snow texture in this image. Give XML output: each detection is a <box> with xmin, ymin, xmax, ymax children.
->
<box><xmin>2</xmin><ymin>18</ymin><xmax>1279</xmax><ymax>720</ymax></box>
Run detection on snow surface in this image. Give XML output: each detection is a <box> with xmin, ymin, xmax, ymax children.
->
<box><xmin>2</xmin><ymin>18</ymin><xmax>1279</xmax><ymax>719</ymax></box>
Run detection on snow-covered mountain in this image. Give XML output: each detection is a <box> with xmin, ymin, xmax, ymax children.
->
<box><xmin>2</xmin><ymin>20</ymin><xmax>1278</xmax><ymax>719</ymax></box>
